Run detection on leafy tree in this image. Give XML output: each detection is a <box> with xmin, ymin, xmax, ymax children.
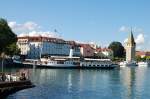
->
<box><xmin>0</xmin><ymin>18</ymin><xmax>19</xmax><ymax>57</ymax></box>
<box><xmin>5</xmin><ymin>43</ymin><xmax>20</xmax><ymax>56</ymax></box>
<box><xmin>146</xmin><ymin>56</ymin><xmax>150</xmax><ymax>60</ymax></box>
<box><xmin>108</xmin><ymin>41</ymin><xmax>125</xmax><ymax>58</ymax></box>
<box><xmin>136</xmin><ymin>55</ymin><xmax>141</xmax><ymax>62</ymax></box>
<box><xmin>94</xmin><ymin>52</ymin><xmax>105</xmax><ymax>59</ymax></box>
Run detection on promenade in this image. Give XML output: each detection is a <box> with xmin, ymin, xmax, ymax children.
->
<box><xmin>0</xmin><ymin>72</ymin><xmax>35</xmax><ymax>98</ymax></box>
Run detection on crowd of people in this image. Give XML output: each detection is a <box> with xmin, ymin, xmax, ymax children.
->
<box><xmin>0</xmin><ymin>72</ymin><xmax>27</xmax><ymax>82</ymax></box>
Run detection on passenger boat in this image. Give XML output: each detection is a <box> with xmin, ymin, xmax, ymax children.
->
<box><xmin>13</xmin><ymin>48</ymin><xmax>116</xmax><ymax>69</ymax></box>
<box><xmin>35</xmin><ymin>58</ymin><xmax>115</xmax><ymax>69</ymax></box>
<box><xmin>79</xmin><ymin>58</ymin><xmax>115</xmax><ymax>69</ymax></box>
<box><xmin>13</xmin><ymin>57</ymin><xmax>116</xmax><ymax>69</ymax></box>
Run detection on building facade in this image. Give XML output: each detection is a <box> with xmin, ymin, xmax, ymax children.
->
<box><xmin>95</xmin><ymin>47</ymin><xmax>113</xmax><ymax>59</ymax></box>
<box><xmin>80</xmin><ymin>44</ymin><xmax>95</xmax><ymax>57</ymax></box>
<box><xmin>125</xmin><ymin>31</ymin><xmax>136</xmax><ymax>62</ymax></box>
<box><xmin>17</xmin><ymin>36</ymin><xmax>81</xmax><ymax>59</ymax></box>
<box><xmin>136</xmin><ymin>51</ymin><xmax>150</xmax><ymax>58</ymax></box>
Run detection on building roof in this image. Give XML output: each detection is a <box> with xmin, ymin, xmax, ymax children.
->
<box><xmin>136</xmin><ymin>51</ymin><xmax>150</xmax><ymax>56</ymax></box>
<box><xmin>127</xmin><ymin>30</ymin><xmax>136</xmax><ymax>46</ymax></box>
<box><xmin>96</xmin><ymin>47</ymin><xmax>112</xmax><ymax>52</ymax></box>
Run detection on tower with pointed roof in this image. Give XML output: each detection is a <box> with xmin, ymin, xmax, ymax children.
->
<box><xmin>125</xmin><ymin>30</ymin><xmax>136</xmax><ymax>62</ymax></box>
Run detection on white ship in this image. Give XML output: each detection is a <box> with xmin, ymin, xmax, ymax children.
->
<box><xmin>138</xmin><ymin>61</ymin><xmax>150</xmax><ymax>67</ymax></box>
<box><xmin>13</xmin><ymin>48</ymin><xmax>116</xmax><ymax>69</ymax></box>
<box><xmin>119</xmin><ymin>61</ymin><xmax>138</xmax><ymax>67</ymax></box>
<box><xmin>80</xmin><ymin>58</ymin><xmax>115</xmax><ymax>69</ymax></box>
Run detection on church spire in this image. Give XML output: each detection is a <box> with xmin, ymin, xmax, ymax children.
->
<box><xmin>127</xmin><ymin>28</ymin><xmax>136</xmax><ymax>46</ymax></box>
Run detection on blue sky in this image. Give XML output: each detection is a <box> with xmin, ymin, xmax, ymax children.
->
<box><xmin>0</xmin><ymin>0</ymin><xmax>150</xmax><ymax>50</ymax></box>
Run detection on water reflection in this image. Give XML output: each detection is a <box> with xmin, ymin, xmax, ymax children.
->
<box><xmin>120</xmin><ymin>66</ymin><xmax>150</xmax><ymax>99</ymax></box>
<box><xmin>6</xmin><ymin>67</ymin><xmax>150</xmax><ymax>99</ymax></box>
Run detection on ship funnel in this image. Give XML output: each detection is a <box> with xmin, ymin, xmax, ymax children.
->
<box><xmin>69</xmin><ymin>47</ymin><xmax>74</xmax><ymax>58</ymax></box>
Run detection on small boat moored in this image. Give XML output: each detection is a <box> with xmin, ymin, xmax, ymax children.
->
<box><xmin>119</xmin><ymin>61</ymin><xmax>138</xmax><ymax>67</ymax></box>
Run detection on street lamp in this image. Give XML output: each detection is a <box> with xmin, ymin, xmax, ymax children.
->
<box><xmin>1</xmin><ymin>52</ymin><xmax>5</xmax><ymax>73</ymax></box>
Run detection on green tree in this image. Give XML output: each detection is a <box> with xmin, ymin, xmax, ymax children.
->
<box><xmin>136</xmin><ymin>55</ymin><xmax>141</xmax><ymax>62</ymax></box>
<box><xmin>108</xmin><ymin>41</ymin><xmax>125</xmax><ymax>58</ymax></box>
<box><xmin>0</xmin><ymin>18</ymin><xmax>19</xmax><ymax>56</ymax></box>
<box><xmin>5</xmin><ymin>43</ymin><xmax>20</xmax><ymax>56</ymax></box>
<box><xmin>146</xmin><ymin>56</ymin><xmax>150</xmax><ymax>60</ymax></box>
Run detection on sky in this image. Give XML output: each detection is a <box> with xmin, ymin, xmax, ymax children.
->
<box><xmin>0</xmin><ymin>0</ymin><xmax>150</xmax><ymax>51</ymax></box>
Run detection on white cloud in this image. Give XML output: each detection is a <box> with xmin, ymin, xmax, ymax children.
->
<box><xmin>9</xmin><ymin>21</ymin><xmax>61</xmax><ymax>38</ymax></box>
<box><xmin>135</xmin><ymin>33</ymin><xmax>145</xmax><ymax>45</ymax></box>
<box><xmin>119</xmin><ymin>26</ymin><xmax>130</xmax><ymax>32</ymax></box>
<box><xmin>124</xmin><ymin>33</ymin><xmax>145</xmax><ymax>45</ymax></box>
<box><xmin>18</xmin><ymin>31</ymin><xmax>61</xmax><ymax>38</ymax></box>
<box><xmin>136</xmin><ymin>46</ymin><xmax>142</xmax><ymax>50</ymax></box>
<box><xmin>124</xmin><ymin>38</ymin><xmax>128</xmax><ymax>43</ymax></box>
<box><xmin>8</xmin><ymin>21</ymin><xmax>40</xmax><ymax>34</ymax></box>
<box><xmin>123</xmin><ymin>33</ymin><xmax>145</xmax><ymax>51</ymax></box>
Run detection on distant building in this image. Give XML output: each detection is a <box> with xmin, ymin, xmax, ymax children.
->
<box><xmin>17</xmin><ymin>35</ymin><xmax>80</xmax><ymax>59</ymax></box>
<box><xmin>136</xmin><ymin>51</ymin><xmax>150</xmax><ymax>58</ymax></box>
<box><xmin>80</xmin><ymin>44</ymin><xmax>95</xmax><ymax>57</ymax></box>
<box><xmin>125</xmin><ymin>30</ymin><xmax>136</xmax><ymax>62</ymax></box>
<box><xmin>95</xmin><ymin>47</ymin><xmax>113</xmax><ymax>59</ymax></box>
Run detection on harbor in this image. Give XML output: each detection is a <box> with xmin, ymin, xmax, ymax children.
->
<box><xmin>0</xmin><ymin>19</ymin><xmax>150</xmax><ymax>99</ymax></box>
<box><xmin>1</xmin><ymin>0</ymin><xmax>150</xmax><ymax>98</ymax></box>
<box><xmin>3</xmin><ymin>66</ymin><xmax>150</xmax><ymax>99</ymax></box>
<box><xmin>0</xmin><ymin>70</ymin><xmax>35</xmax><ymax>98</ymax></box>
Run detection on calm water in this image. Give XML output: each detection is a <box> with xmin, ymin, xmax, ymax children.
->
<box><xmin>3</xmin><ymin>66</ymin><xmax>150</xmax><ymax>99</ymax></box>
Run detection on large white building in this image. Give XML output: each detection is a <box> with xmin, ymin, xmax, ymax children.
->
<box><xmin>17</xmin><ymin>35</ymin><xmax>81</xmax><ymax>59</ymax></box>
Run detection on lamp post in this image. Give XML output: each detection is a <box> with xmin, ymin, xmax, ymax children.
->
<box><xmin>1</xmin><ymin>52</ymin><xmax>5</xmax><ymax>73</ymax></box>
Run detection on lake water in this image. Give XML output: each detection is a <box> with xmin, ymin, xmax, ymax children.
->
<box><xmin>4</xmin><ymin>66</ymin><xmax>150</xmax><ymax>99</ymax></box>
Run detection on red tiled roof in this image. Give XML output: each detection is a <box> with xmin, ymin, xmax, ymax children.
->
<box><xmin>96</xmin><ymin>47</ymin><xmax>112</xmax><ymax>52</ymax></box>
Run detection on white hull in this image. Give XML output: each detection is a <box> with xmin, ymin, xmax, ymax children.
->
<box><xmin>79</xmin><ymin>58</ymin><xmax>115</xmax><ymax>68</ymax></box>
<box><xmin>120</xmin><ymin>61</ymin><xmax>138</xmax><ymax>67</ymax></box>
<box><xmin>138</xmin><ymin>62</ymin><xmax>150</xmax><ymax>67</ymax></box>
<box><xmin>14</xmin><ymin>58</ymin><xmax>115</xmax><ymax>69</ymax></box>
<box><xmin>37</xmin><ymin>63</ymin><xmax>77</xmax><ymax>68</ymax></box>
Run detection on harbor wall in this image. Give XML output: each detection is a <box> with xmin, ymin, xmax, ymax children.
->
<box><xmin>0</xmin><ymin>80</ymin><xmax>35</xmax><ymax>98</ymax></box>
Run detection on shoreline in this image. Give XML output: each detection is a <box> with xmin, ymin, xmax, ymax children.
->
<box><xmin>0</xmin><ymin>80</ymin><xmax>35</xmax><ymax>98</ymax></box>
